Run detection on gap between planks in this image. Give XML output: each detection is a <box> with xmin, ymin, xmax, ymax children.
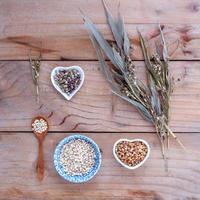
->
<box><xmin>0</xmin><ymin>131</ymin><xmax>199</xmax><ymax>134</ymax></box>
<box><xmin>1</xmin><ymin>59</ymin><xmax>200</xmax><ymax>62</ymax></box>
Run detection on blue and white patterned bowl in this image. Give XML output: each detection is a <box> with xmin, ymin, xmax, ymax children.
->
<box><xmin>54</xmin><ymin>134</ymin><xmax>101</xmax><ymax>183</ymax></box>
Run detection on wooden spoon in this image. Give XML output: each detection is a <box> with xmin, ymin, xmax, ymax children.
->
<box><xmin>31</xmin><ymin>116</ymin><xmax>49</xmax><ymax>181</ymax></box>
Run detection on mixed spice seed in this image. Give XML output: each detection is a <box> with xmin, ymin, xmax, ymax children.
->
<box><xmin>115</xmin><ymin>141</ymin><xmax>148</xmax><ymax>167</ymax></box>
<box><xmin>54</xmin><ymin>69</ymin><xmax>81</xmax><ymax>95</ymax></box>
<box><xmin>60</xmin><ymin>139</ymin><xmax>96</xmax><ymax>176</ymax></box>
<box><xmin>32</xmin><ymin>118</ymin><xmax>48</xmax><ymax>134</ymax></box>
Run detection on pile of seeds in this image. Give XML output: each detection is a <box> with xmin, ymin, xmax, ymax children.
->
<box><xmin>115</xmin><ymin>141</ymin><xmax>148</xmax><ymax>167</ymax></box>
<box><xmin>60</xmin><ymin>139</ymin><xmax>96</xmax><ymax>176</ymax></box>
<box><xmin>54</xmin><ymin>69</ymin><xmax>81</xmax><ymax>95</ymax></box>
<box><xmin>32</xmin><ymin>118</ymin><xmax>48</xmax><ymax>134</ymax></box>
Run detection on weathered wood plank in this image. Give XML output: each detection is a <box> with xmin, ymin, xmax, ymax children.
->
<box><xmin>1</xmin><ymin>0</ymin><xmax>199</xmax><ymax>24</ymax></box>
<box><xmin>0</xmin><ymin>132</ymin><xmax>199</xmax><ymax>200</ymax></box>
<box><xmin>0</xmin><ymin>24</ymin><xmax>200</xmax><ymax>60</ymax></box>
<box><xmin>0</xmin><ymin>61</ymin><xmax>200</xmax><ymax>132</ymax></box>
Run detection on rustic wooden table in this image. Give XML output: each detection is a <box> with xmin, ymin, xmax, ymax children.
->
<box><xmin>0</xmin><ymin>0</ymin><xmax>200</xmax><ymax>199</ymax></box>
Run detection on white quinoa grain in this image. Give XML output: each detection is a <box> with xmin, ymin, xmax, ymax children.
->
<box><xmin>60</xmin><ymin>139</ymin><xmax>96</xmax><ymax>176</ymax></box>
<box><xmin>32</xmin><ymin>118</ymin><xmax>48</xmax><ymax>134</ymax></box>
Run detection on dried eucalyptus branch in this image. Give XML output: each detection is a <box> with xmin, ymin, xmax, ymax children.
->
<box><xmin>82</xmin><ymin>0</ymin><xmax>185</xmax><ymax>158</ymax></box>
<box><xmin>29</xmin><ymin>49</ymin><xmax>41</xmax><ymax>103</ymax></box>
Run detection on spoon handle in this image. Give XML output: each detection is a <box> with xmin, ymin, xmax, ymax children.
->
<box><xmin>36</xmin><ymin>139</ymin><xmax>44</xmax><ymax>181</ymax></box>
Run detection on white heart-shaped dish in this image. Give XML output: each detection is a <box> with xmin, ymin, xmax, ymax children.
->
<box><xmin>113</xmin><ymin>138</ymin><xmax>150</xmax><ymax>170</ymax></box>
<box><xmin>51</xmin><ymin>66</ymin><xmax>85</xmax><ymax>100</ymax></box>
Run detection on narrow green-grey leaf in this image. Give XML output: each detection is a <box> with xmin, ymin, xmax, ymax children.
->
<box><xmin>159</xmin><ymin>24</ymin><xmax>169</xmax><ymax>63</ymax></box>
<box><xmin>102</xmin><ymin>0</ymin><xmax>122</xmax><ymax>49</ymax></box>
<box><xmin>117</xmin><ymin>12</ymin><xmax>130</xmax><ymax>56</ymax></box>
<box><xmin>112</xmin><ymin>90</ymin><xmax>153</xmax><ymax>122</ymax></box>
<box><xmin>83</xmin><ymin>15</ymin><xmax>119</xmax><ymax>68</ymax></box>
<box><xmin>88</xmin><ymin>30</ymin><xmax>122</xmax><ymax>92</ymax></box>
<box><xmin>88</xmin><ymin>32</ymin><xmax>110</xmax><ymax>80</ymax></box>
<box><xmin>110</xmin><ymin>68</ymin><xmax>124</xmax><ymax>80</ymax></box>
<box><xmin>150</xmin><ymin>76</ymin><xmax>161</xmax><ymax>115</ymax></box>
<box><xmin>123</xmin><ymin>29</ymin><xmax>130</xmax><ymax>56</ymax></box>
<box><xmin>138</xmin><ymin>30</ymin><xmax>160</xmax><ymax>85</ymax></box>
<box><xmin>112</xmin><ymin>47</ymin><xmax>125</xmax><ymax>70</ymax></box>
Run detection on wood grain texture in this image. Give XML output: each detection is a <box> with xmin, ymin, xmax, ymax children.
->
<box><xmin>0</xmin><ymin>0</ymin><xmax>200</xmax><ymax>60</ymax></box>
<box><xmin>0</xmin><ymin>61</ymin><xmax>200</xmax><ymax>132</ymax></box>
<box><xmin>0</xmin><ymin>23</ymin><xmax>200</xmax><ymax>60</ymax></box>
<box><xmin>1</xmin><ymin>1</ymin><xmax>200</xmax><ymax>199</ymax></box>
<box><xmin>1</xmin><ymin>0</ymin><xmax>199</xmax><ymax>24</ymax></box>
<box><xmin>0</xmin><ymin>132</ymin><xmax>199</xmax><ymax>200</ymax></box>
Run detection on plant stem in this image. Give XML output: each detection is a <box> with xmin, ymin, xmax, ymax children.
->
<box><xmin>164</xmin><ymin>124</ymin><xmax>187</xmax><ymax>151</ymax></box>
<box><xmin>36</xmin><ymin>84</ymin><xmax>39</xmax><ymax>103</ymax></box>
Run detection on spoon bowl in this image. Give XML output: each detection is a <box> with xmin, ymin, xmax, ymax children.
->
<box><xmin>32</xmin><ymin>115</ymin><xmax>49</xmax><ymax>137</ymax></box>
<box><xmin>31</xmin><ymin>116</ymin><xmax>49</xmax><ymax>181</ymax></box>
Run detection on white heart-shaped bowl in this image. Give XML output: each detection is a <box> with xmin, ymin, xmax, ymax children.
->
<box><xmin>113</xmin><ymin>138</ymin><xmax>150</xmax><ymax>170</ymax></box>
<box><xmin>51</xmin><ymin>66</ymin><xmax>85</xmax><ymax>100</ymax></box>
